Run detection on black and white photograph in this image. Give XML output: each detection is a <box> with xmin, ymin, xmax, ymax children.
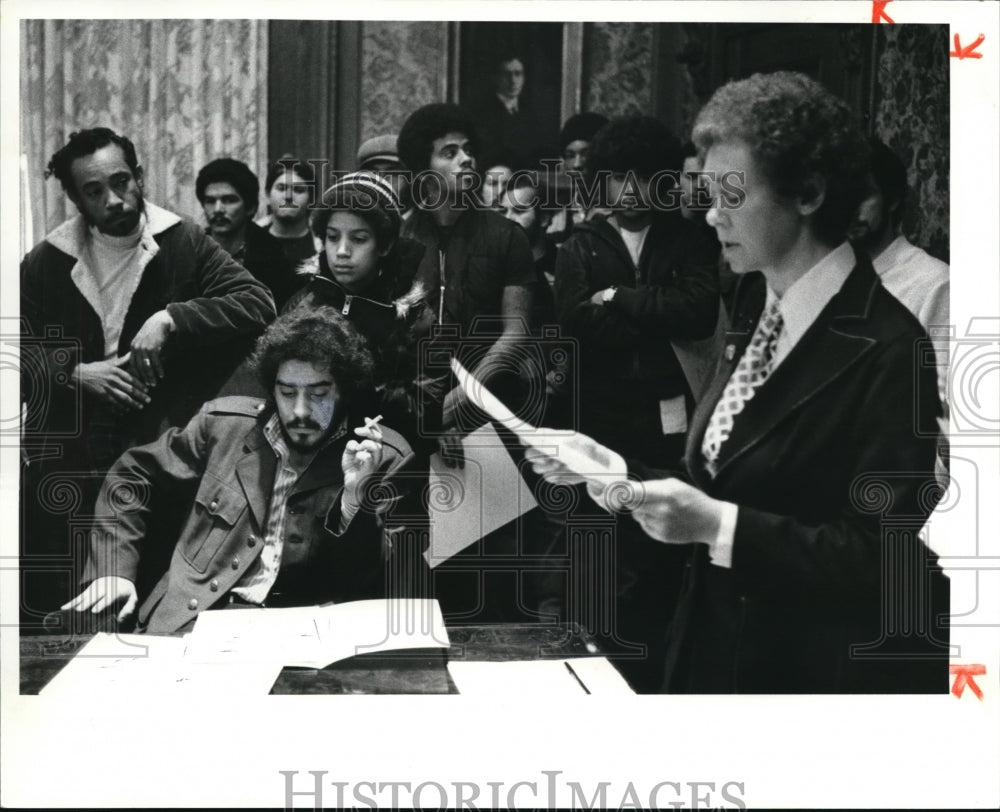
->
<box><xmin>2</xmin><ymin>1</ymin><xmax>998</xmax><ymax>808</ymax></box>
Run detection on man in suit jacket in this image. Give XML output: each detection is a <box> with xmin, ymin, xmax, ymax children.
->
<box><xmin>527</xmin><ymin>71</ymin><xmax>950</xmax><ymax>693</ymax></box>
<box><xmin>470</xmin><ymin>54</ymin><xmax>539</xmax><ymax>171</ymax></box>
<box><xmin>65</xmin><ymin>308</ymin><xmax>422</xmax><ymax>634</ymax></box>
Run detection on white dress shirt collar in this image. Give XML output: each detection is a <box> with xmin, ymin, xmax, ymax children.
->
<box><xmin>770</xmin><ymin>241</ymin><xmax>855</xmax><ymax>366</ymax></box>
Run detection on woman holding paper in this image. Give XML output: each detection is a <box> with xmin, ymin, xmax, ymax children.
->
<box><xmin>527</xmin><ymin>71</ymin><xmax>950</xmax><ymax>694</ymax></box>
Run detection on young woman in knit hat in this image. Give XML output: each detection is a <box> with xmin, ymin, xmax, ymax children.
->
<box><xmin>285</xmin><ymin>171</ymin><xmax>445</xmax><ymax>457</ymax></box>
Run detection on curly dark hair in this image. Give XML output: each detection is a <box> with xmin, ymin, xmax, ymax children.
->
<box><xmin>397</xmin><ymin>103</ymin><xmax>480</xmax><ymax>174</ymax></box>
<box><xmin>692</xmin><ymin>71</ymin><xmax>870</xmax><ymax>246</ymax></box>
<box><xmin>45</xmin><ymin>127</ymin><xmax>141</xmax><ymax>196</ymax></box>
<box><xmin>589</xmin><ymin>115</ymin><xmax>683</xmax><ymax>179</ymax></box>
<box><xmin>250</xmin><ymin>306</ymin><xmax>375</xmax><ymax>404</ymax></box>
<box><xmin>196</xmin><ymin>158</ymin><xmax>260</xmax><ymax>214</ymax></box>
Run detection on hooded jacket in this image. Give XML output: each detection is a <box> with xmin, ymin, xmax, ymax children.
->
<box><xmin>285</xmin><ymin>238</ymin><xmax>446</xmax><ymax>453</ymax></box>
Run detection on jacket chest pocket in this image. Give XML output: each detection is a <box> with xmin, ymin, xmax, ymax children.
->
<box><xmin>181</xmin><ymin>474</ymin><xmax>247</xmax><ymax>573</ymax></box>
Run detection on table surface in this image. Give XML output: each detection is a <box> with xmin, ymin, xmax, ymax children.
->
<box><xmin>19</xmin><ymin>622</ymin><xmax>603</xmax><ymax>695</ymax></box>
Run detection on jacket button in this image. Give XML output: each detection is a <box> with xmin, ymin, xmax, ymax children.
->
<box><xmin>188</xmin><ymin>598</ymin><xmax>199</xmax><ymax>610</ymax></box>
<box><xmin>210</xmin><ymin>580</ymin><xmax>219</xmax><ymax>592</ymax></box>
<box><xmin>210</xmin><ymin>500</ymin><xmax>218</xmax><ymax>511</ymax></box>
<box><xmin>231</xmin><ymin>557</ymin><xmax>240</xmax><ymax>569</ymax></box>
<box><xmin>247</xmin><ymin>535</ymin><xmax>256</xmax><ymax>548</ymax></box>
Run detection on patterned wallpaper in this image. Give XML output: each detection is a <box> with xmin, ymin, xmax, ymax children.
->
<box><xmin>583</xmin><ymin>23</ymin><xmax>654</xmax><ymax>117</ymax></box>
<box><xmin>874</xmin><ymin>25</ymin><xmax>950</xmax><ymax>263</ymax></box>
<box><xmin>360</xmin><ymin>22</ymin><xmax>449</xmax><ymax>142</ymax></box>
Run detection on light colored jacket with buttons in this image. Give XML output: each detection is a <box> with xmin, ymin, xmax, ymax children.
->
<box><xmin>83</xmin><ymin>396</ymin><xmax>418</xmax><ymax>634</ymax></box>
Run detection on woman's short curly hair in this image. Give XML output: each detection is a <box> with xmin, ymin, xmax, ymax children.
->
<box><xmin>692</xmin><ymin>71</ymin><xmax>870</xmax><ymax>245</ymax></box>
<box><xmin>250</xmin><ymin>306</ymin><xmax>374</xmax><ymax>402</ymax></box>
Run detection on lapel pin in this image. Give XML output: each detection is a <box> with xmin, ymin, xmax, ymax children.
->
<box><xmin>724</xmin><ymin>344</ymin><xmax>736</xmax><ymax>362</ymax></box>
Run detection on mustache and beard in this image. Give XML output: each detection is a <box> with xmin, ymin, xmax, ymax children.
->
<box><xmin>281</xmin><ymin>413</ymin><xmax>334</xmax><ymax>451</ymax></box>
<box><xmin>286</xmin><ymin>417</ymin><xmax>322</xmax><ymax>432</ymax></box>
<box><xmin>83</xmin><ymin>190</ymin><xmax>146</xmax><ymax>235</ymax></box>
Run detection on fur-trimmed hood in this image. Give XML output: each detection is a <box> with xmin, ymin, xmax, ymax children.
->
<box><xmin>292</xmin><ymin>236</ymin><xmax>428</xmax><ymax>320</ymax></box>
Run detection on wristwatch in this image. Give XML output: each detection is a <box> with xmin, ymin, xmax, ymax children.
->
<box><xmin>602</xmin><ymin>286</ymin><xmax>618</xmax><ymax>304</ymax></box>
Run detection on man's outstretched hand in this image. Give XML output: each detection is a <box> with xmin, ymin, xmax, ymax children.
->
<box><xmin>62</xmin><ymin>576</ymin><xmax>138</xmax><ymax>623</ymax></box>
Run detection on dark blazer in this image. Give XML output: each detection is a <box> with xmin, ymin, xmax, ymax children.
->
<box><xmin>471</xmin><ymin>94</ymin><xmax>540</xmax><ymax>170</ymax></box>
<box><xmin>651</xmin><ymin>252</ymin><xmax>950</xmax><ymax>693</ymax></box>
<box><xmin>83</xmin><ymin>397</ymin><xmax>421</xmax><ymax>634</ymax></box>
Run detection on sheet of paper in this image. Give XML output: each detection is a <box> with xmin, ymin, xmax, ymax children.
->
<box><xmin>39</xmin><ymin>633</ymin><xmax>283</xmax><ymax>697</ymax></box>
<box><xmin>446</xmin><ymin>657</ymin><xmax>634</xmax><ymax>696</ymax></box>
<box><xmin>185</xmin><ymin>600</ymin><xmax>450</xmax><ymax>669</ymax></box>
<box><xmin>184</xmin><ymin>605</ymin><xmax>325</xmax><ymax>666</ymax></box>
<box><xmin>40</xmin><ymin>633</ymin><xmax>185</xmax><ymax>696</ymax></box>
<box><xmin>313</xmin><ymin>598</ymin><xmax>450</xmax><ymax>667</ymax></box>
<box><xmin>426</xmin><ymin>421</ymin><xmax>538</xmax><ymax>568</ymax></box>
<box><xmin>449</xmin><ymin>358</ymin><xmax>627</xmax><ymax>483</ymax></box>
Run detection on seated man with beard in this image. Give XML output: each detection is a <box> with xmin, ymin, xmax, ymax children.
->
<box><xmin>64</xmin><ymin>307</ymin><xmax>423</xmax><ymax>633</ymax></box>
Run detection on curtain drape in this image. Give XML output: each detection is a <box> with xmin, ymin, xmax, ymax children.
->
<box><xmin>20</xmin><ymin>19</ymin><xmax>268</xmax><ymax>247</ymax></box>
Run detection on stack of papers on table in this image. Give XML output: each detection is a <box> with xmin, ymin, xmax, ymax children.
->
<box><xmin>184</xmin><ymin>598</ymin><xmax>449</xmax><ymax>668</ymax></box>
<box><xmin>39</xmin><ymin>633</ymin><xmax>283</xmax><ymax>697</ymax></box>
<box><xmin>39</xmin><ymin>599</ymin><xmax>449</xmax><ymax>696</ymax></box>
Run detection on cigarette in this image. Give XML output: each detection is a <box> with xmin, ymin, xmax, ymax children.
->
<box><xmin>363</xmin><ymin>414</ymin><xmax>384</xmax><ymax>430</ymax></box>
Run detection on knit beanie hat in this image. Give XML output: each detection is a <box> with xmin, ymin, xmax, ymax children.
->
<box><xmin>320</xmin><ymin>171</ymin><xmax>403</xmax><ymax>248</ymax></box>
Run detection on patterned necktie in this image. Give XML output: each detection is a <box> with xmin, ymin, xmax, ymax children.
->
<box><xmin>701</xmin><ymin>299</ymin><xmax>784</xmax><ymax>477</ymax></box>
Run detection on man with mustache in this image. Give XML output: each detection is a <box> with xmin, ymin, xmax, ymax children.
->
<box><xmin>196</xmin><ymin>157</ymin><xmax>299</xmax><ymax>310</ymax></box>
<box><xmin>64</xmin><ymin>307</ymin><xmax>422</xmax><ymax>633</ymax></box>
<box><xmin>20</xmin><ymin>127</ymin><xmax>275</xmax><ymax>621</ymax></box>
